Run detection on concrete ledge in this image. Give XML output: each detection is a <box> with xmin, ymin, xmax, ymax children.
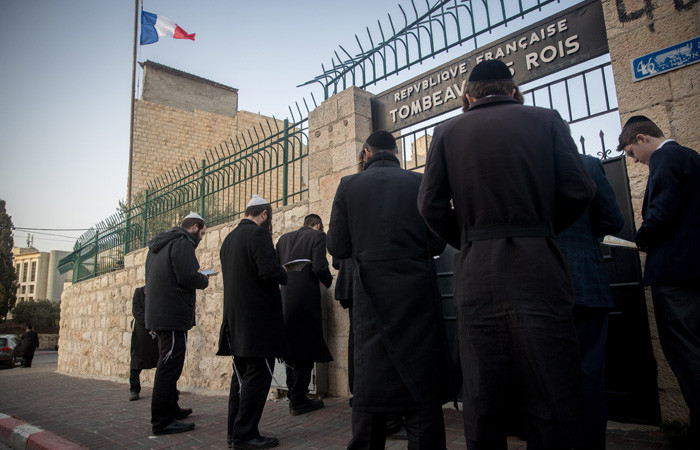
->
<box><xmin>0</xmin><ymin>413</ymin><xmax>86</xmax><ymax>450</ymax></box>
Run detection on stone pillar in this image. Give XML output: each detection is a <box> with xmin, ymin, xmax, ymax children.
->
<box><xmin>602</xmin><ymin>0</ymin><xmax>700</xmax><ymax>423</ymax></box>
<box><xmin>307</xmin><ymin>87</ymin><xmax>372</xmax><ymax>397</ymax></box>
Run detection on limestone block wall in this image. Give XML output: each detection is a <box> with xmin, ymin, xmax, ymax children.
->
<box><xmin>38</xmin><ymin>334</ymin><xmax>58</xmax><ymax>350</ymax></box>
<box><xmin>130</xmin><ymin>101</ymin><xmax>284</xmax><ymax>203</ymax></box>
<box><xmin>602</xmin><ymin>0</ymin><xmax>700</xmax><ymax>422</ymax></box>
<box><xmin>58</xmin><ymin>86</ymin><xmax>371</xmax><ymax>399</ymax></box>
<box><xmin>58</xmin><ymin>202</ymin><xmax>315</xmax><ymax>393</ymax></box>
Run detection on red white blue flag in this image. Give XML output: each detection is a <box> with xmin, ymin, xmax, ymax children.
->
<box><xmin>140</xmin><ymin>11</ymin><xmax>195</xmax><ymax>45</ymax></box>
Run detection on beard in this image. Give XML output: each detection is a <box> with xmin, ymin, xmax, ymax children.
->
<box><xmin>261</xmin><ymin>215</ymin><xmax>273</xmax><ymax>234</ymax></box>
<box><xmin>189</xmin><ymin>231</ymin><xmax>201</xmax><ymax>248</ymax></box>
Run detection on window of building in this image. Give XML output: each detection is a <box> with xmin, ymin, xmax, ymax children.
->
<box><xmin>22</xmin><ymin>262</ymin><xmax>28</xmax><ymax>282</ymax></box>
<box><xmin>29</xmin><ymin>285</ymin><xmax>34</xmax><ymax>294</ymax></box>
<box><xmin>31</xmin><ymin>261</ymin><xmax>37</xmax><ymax>282</ymax></box>
<box><xmin>21</xmin><ymin>286</ymin><xmax>26</xmax><ymax>294</ymax></box>
<box><xmin>15</xmin><ymin>263</ymin><xmax>20</xmax><ymax>275</ymax></box>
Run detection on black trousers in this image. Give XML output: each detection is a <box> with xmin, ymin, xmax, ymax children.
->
<box><xmin>151</xmin><ymin>330</ymin><xmax>187</xmax><ymax>431</ymax></box>
<box><xmin>228</xmin><ymin>356</ymin><xmax>274</xmax><ymax>444</ymax></box>
<box><xmin>23</xmin><ymin>349</ymin><xmax>36</xmax><ymax>367</ymax></box>
<box><xmin>573</xmin><ymin>306</ymin><xmax>609</xmax><ymax>450</ymax></box>
<box><xmin>285</xmin><ymin>359</ymin><xmax>313</xmax><ymax>405</ymax></box>
<box><xmin>652</xmin><ymin>279</ymin><xmax>700</xmax><ymax>445</ymax></box>
<box><xmin>130</xmin><ymin>368</ymin><xmax>142</xmax><ymax>393</ymax></box>
<box><xmin>347</xmin><ymin>404</ymin><xmax>445</xmax><ymax>450</ymax></box>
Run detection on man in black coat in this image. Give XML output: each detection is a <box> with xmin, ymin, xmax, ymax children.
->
<box><xmin>618</xmin><ymin>116</ymin><xmax>700</xmax><ymax>446</ymax></box>
<box><xmin>327</xmin><ymin>130</ymin><xmax>450</xmax><ymax>449</ymax></box>
<box><xmin>219</xmin><ymin>195</ymin><xmax>287</xmax><ymax>450</ymax></box>
<box><xmin>129</xmin><ymin>286</ymin><xmax>160</xmax><ymax>401</ymax></box>
<box><xmin>19</xmin><ymin>325</ymin><xmax>39</xmax><ymax>368</ymax></box>
<box><xmin>276</xmin><ymin>214</ymin><xmax>333</xmax><ymax>416</ymax></box>
<box><xmin>145</xmin><ymin>212</ymin><xmax>210</xmax><ymax>436</ymax></box>
<box><xmin>418</xmin><ymin>60</ymin><xmax>595</xmax><ymax>449</ymax></box>
<box><xmin>557</xmin><ymin>155</ymin><xmax>624</xmax><ymax>450</ymax></box>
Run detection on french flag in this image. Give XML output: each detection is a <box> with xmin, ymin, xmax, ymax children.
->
<box><xmin>140</xmin><ymin>11</ymin><xmax>195</xmax><ymax>45</ymax></box>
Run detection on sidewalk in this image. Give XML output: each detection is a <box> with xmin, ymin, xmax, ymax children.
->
<box><xmin>0</xmin><ymin>352</ymin><xmax>675</xmax><ymax>449</ymax></box>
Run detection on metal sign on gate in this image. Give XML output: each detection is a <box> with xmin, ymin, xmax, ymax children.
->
<box><xmin>372</xmin><ymin>0</ymin><xmax>609</xmax><ymax>133</ymax></box>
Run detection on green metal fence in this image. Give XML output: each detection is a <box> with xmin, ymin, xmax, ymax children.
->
<box><xmin>58</xmin><ymin>117</ymin><xmax>308</xmax><ymax>283</ymax></box>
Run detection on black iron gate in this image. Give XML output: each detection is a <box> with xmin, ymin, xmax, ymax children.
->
<box><xmin>601</xmin><ymin>157</ymin><xmax>660</xmax><ymax>424</ymax></box>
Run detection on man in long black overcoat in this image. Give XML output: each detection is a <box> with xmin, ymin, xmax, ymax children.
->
<box><xmin>418</xmin><ymin>60</ymin><xmax>595</xmax><ymax>449</ymax></box>
<box><xmin>129</xmin><ymin>286</ymin><xmax>160</xmax><ymax>401</ymax></box>
<box><xmin>327</xmin><ymin>130</ymin><xmax>451</xmax><ymax>449</ymax></box>
<box><xmin>219</xmin><ymin>195</ymin><xmax>287</xmax><ymax>450</ymax></box>
<box><xmin>19</xmin><ymin>325</ymin><xmax>39</xmax><ymax>367</ymax></box>
<box><xmin>276</xmin><ymin>214</ymin><xmax>333</xmax><ymax>416</ymax></box>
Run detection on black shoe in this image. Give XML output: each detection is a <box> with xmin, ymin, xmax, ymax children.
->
<box><xmin>152</xmin><ymin>420</ymin><xmax>195</xmax><ymax>436</ymax></box>
<box><xmin>290</xmin><ymin>398</ymin><xmax>324</xmax><ymax>416</ymax></box>
<box><xmin>174</xmin><ymin>408</ymin><xmax>193</xmax><ymax>419</ymax></box>
<box><xmin>129</xmin><ymin>391</ymin><xmax>139</xmax><ymax>401</ymax></box>
<box><xmin>233</xmin><ymin>436</ymin><xmax>278</xmax><ymax>449</ymax></box>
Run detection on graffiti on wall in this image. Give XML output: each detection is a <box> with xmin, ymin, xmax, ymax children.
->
<box><xmin>616</xmin><ymin>0</ymin><xmax>699</xmax><ymax>31</ymax></box>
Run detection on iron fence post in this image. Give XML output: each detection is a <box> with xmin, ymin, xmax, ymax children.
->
<box><xmin>282</xmin><ymin>119</ymin><xmax>289</xmax><ymax>206</ymax></box>
<box><xmin>93</xmin><ymin>230</ymin><xmax>99</xmax><ymax>277</ymax></box>
<box><xmin>124</xmin><ymin>210</ymin><xmax>130</xmax><ymax>257</ymax></box>
<box><xmin>200</xmin><ymin>159</ymin><xmax>206</xmax><ymax>215</ymax></box>
<box><xmin>142</xmin><ymin>189</ymin><xmax>149</xmax><ymax>248</ymax></box>
<box><xmin>73</xmin><ymin>258</ymin><xmax>79</xmax><ymax>283</ymax></box>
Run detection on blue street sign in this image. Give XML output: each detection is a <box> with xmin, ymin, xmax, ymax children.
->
<box><xmin>631</xmin><ymin>36</ymin><xmax>700</xmax><ymax>82</ymax></box>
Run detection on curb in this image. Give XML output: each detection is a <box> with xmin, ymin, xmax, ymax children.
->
<box><xmin>0</xmin><ymin>413</ymin><xmax>87</xmax><ymax>450</ymax></box>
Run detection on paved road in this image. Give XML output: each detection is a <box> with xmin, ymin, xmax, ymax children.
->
<box><xmin>0</xmin><ymin>352</ymin><xmax>675</xmax><ymax>449</ymax></box>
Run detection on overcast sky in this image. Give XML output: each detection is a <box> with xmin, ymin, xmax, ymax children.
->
<box><xmin>0</xmin><ymin>0</ymin><xmax>603</xmax><ymax>252</ymax></box>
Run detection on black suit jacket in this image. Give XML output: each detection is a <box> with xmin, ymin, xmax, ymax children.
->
<box><xmin>637</xmin><ymin>140</ymin><xmax>700</xmax><ymax>285</ymax></box>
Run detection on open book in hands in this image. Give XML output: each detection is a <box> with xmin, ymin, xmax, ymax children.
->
<box><xmin>283</xmin><ymin>259</ymin><xmax>312</xmax><ymax>271</ymax></box>
<box><xmin>200</xmin><ymin>269</ymin><xmax>218</xmax><ymax>276</ymax></box>
<box><xmin>602</xmin><ymin>235</ymin><xmax>638</xmax><ymax>249</ymax></box>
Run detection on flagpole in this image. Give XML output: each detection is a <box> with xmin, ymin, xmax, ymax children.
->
<box><xmin>127</xmin><ymin>0</ymin><xmax>139</xmax><ymax>207</ymax></box>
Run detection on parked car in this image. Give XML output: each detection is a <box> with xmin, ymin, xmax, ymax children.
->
<box><xmin>0</xmin><ymin>334</ymin><xmax>22</xmax><ymax>368</ymax></box>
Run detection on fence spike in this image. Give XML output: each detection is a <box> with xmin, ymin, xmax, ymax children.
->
<box><xmin>355</xmin><ymin>34</ymin><xmax>365</xmax><ymax>55</ymax></box>
<box><xmin>410</xmin><ymin>0</ymin><xmax>418</xmax><ymax>20</ymax></box>
<box><xmin>398</xmin><ymin>4</ymin><xmax>409</xmax><ymax>27</ymax></box>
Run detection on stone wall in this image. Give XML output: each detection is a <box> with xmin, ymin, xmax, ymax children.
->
<box><xmin>58</xmin><ymin>201</ymin><xmax>312</xmax><ymax>392</ymax></box>
<box><xmin>39</xmin><ymin>334</ymin><xmax>58</xmax><ymax>350</ymax></box>
<box><xmin>130</xmin><ymin>101</ymin><xmax>284</xmax><ymax>204</ymax></box>
<box><xmin>58</xmin><ymin>87</ymin><xmax>369</xmax><ymax>398</ymax></box>
<box><xmin>602</xmin><ymin>0</ymin><xmax>700</xmax><ymax>423</ymax></box>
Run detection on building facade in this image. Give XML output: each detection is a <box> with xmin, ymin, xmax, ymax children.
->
<box><xmin>12</xmin><ymin>247</ymin><xmax>70</xmax><ymax>303</ymax></box>
<box><xmin>127</xmin><ymin>61</ymin><xmax>285</xmax><ymax>206</ymax></box>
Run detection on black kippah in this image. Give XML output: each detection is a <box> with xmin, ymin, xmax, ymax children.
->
<box><xmin>365</xmin><ymin>130</ymin><xmax>397</xmax><ymax>151</ymax></box>
<box><xmin>468</xmin><ymin>60</ymin><xmax>513</xmax><ymax>82</ymax></box>
<box><xmin>623</xmin><ymin>115</ymin><xmax>652</xmax><ymax>127</ymax></box>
